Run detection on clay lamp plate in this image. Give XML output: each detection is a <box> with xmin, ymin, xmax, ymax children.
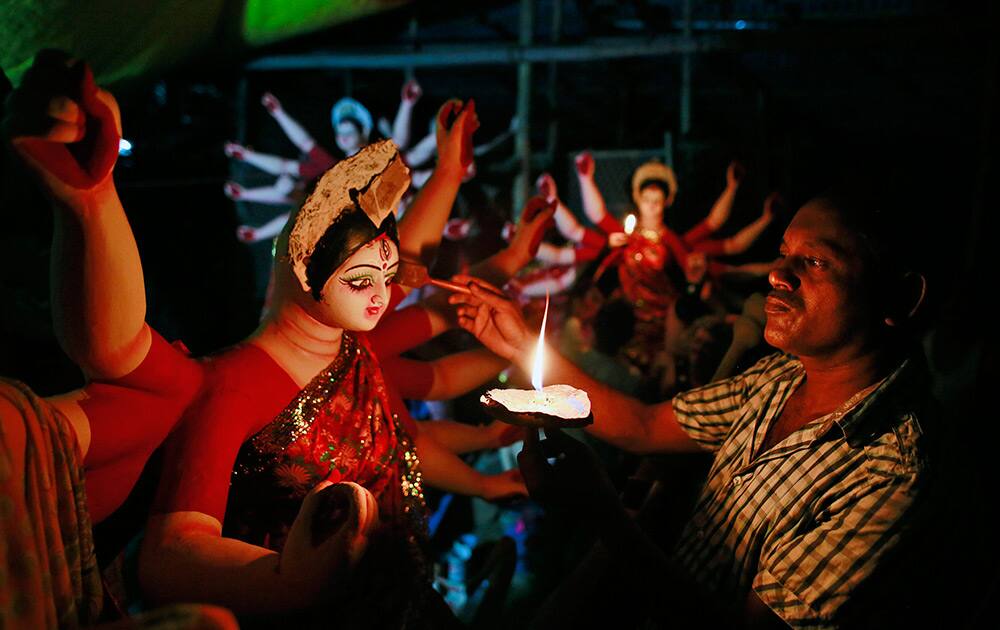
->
<box><xmin>481</xmin><ymin>384</ymin><xmax>593</xmax><ymax>430</ymax></box>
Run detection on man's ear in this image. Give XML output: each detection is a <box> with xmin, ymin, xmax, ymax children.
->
<box><xmin>884</xmin><ymin>271</ymin><xmax>927</xmax><ymax>327</ymax></box>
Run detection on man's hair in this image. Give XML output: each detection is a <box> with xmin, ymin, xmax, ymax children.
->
<box><xmin>813</xmin><ymin>183</ymin><xmax>915</xmax><ymax>283</ymax></box>
<box><xmin>811</xmin><ymin>177</ymin><xmax>932</xmax><ymax>334</ymax></box>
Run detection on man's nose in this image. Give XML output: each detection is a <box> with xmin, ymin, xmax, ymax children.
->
<box><xmin>768</xmin><ymin>260</ymin><xmax>798</xmax><ymax>291</ymax></box>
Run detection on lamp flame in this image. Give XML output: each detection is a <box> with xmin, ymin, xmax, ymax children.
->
<box><xmin>530</xmin><ymin>292</ymin><xmax>550</xmax><ymax>390</ymax></box>
<box><xmin>624</xmin><ymin>214</ymin><xmax>637</xmax><ymax>235</ymax></box>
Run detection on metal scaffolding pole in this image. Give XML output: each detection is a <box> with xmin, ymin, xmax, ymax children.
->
<box><xmin>247</xmin><ymin>36</ymin><xmax>717</xmax><ymax>71</ymax></box>
<box><xmin>513</xmin><ymin>0</ymin><xmax>534</xmax><ymax>217</ymax></box>
<box><xmin>404</xmin><ymin>16</ymin><xmax>418</xmax><ymax>82</ymax></box>
<box><xmin>545</xmin><ymin>0</ymin><xmax>563</xmax><ymax>164</ymax></box>
<box><xmin>246</xmin><ymin>19</ymin><xmax>981</xmax><ymax>72</ymax></box>
<box><xmin>679</xmin><ymin>0</ymin><xmax>693</xmax><ymax>138</ymax></box>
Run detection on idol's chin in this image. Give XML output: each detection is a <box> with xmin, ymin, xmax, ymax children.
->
<box><xmin>348</xmin><ymin>318</ymin><xmax>379</xmax><ymax>333</ymax></box>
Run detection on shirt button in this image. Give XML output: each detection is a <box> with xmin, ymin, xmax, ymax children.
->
<box><xmin>733</xmin><ymin>475</ymin><xmax>743</xmax><ymax>487</ymax></box>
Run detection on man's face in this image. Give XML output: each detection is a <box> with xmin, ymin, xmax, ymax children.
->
<box><xmin>315</xmin><ymin>235</ymin><xmax>398</xmax><ymax>332</ymax></box>
<box><xmin>764</xmin><ymin>200</ymin><xmax>880</xmax><ymax>361</ymax></box>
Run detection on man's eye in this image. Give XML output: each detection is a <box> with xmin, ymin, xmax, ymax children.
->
<box><xmin>806</xmin><ymin>257</ymin><xmax>825</xmax><ymax>268</ymax></box>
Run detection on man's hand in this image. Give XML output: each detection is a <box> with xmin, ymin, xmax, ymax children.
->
<box><xmin>487</xmin><ymin>420</ymin><xmax>524</xmax><ymax>449</ymax></box>
<box><xmin>480</xmin><ymin>469</ymin><xmax>528</xmax><ymax>503</ymax></box>
<box><xmin>3</xmin><ymin>49</ymin><xmax>121</xmax><ymax>203</ymax></box>
<box><xmin>449</xmin><ymin>276</ymin><xmax>531</xmax><ymax>360</ymax></box>
<box><xmin>280</xmin><ymin>481</ymin><xmax>379</xmax><ymax>589</ymax></box>
<box><xmin>435</xmin><ymin>98</ymin><xmax>479</xmax><ymax>173</ymax></box>
<box><xmin>517</xmin><ymin>428</ymin><xmax>620</xmax><ymax>523</ymax></box>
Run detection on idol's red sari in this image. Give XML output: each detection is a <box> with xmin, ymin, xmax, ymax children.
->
<box><xmin>225</xmin><ymin>332</ymin><xmax>425</xmax><ymax>552</ymax></box>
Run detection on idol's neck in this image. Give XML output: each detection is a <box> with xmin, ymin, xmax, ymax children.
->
<box><xmin>639</xmin><ymin>215</ymin><xmax>663</xmax><ymax>232</ymax></box>
<box><xmin>251</xmin><ymin>299</ymin><xmax>344</xmax><ymax>387</ymax></box>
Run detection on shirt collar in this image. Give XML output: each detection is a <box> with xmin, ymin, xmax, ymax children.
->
<box><xmin>808</xmin><ymin>350</ymin><xmax>930</xmax><ymax>448</ymax></box>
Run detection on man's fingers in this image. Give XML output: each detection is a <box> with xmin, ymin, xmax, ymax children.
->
<box><xmin>517</xmin><ymin>428</ymin><xmax>550</xmax><ymax>498</ymax></box>
<box><xmin>447</xmin><ymin>292</ymin><xmax>478</xmax><ymax>307</ymax></box>
<box><xmin>469</xmin><ymin>282</ymin><xmax>514</xmax><ymax>309</ymax></box>
<box><xmin>541</xmin><ymin>427</ymin><xmax>576</xmax><ymax>453</ymax></box>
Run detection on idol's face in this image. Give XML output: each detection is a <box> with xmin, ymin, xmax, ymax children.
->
<box><xmin>335</xmin><ymin>121</ymin><xmax>363</xmax><ymax>156</ymax></box>
<box><xmin>637</xmin><ymin>186</ymin><xmax>666</xmax><ymax>224</ymax></box>
<box><xmin>317</xmin><ymin>235</ymin><xmax>398</xmax><ymax>332</ymax></box>
<box><xmin>764</xmin><ymin>200</ymin><xmax>881</xmax><ymax>362</ymax></box>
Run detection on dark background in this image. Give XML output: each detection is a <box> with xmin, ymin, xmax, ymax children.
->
<box><xmin>1</xmin><ymin>0</ymin><xmax>995</xmax><ymax>624</ymax></box>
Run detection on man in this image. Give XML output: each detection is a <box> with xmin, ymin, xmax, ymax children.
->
<box><xmin>450</xmin><ymin>193</ymin><xmax>932</xmax><ymax>628</ymax></box>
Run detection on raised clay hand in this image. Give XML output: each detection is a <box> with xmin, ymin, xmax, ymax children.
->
<box><xmin>510</xmin><ymin>195</ymin><xmax>557</xmax><ymax>258</ymax></box>
<box><xmin>279</xmin><ymin>481</ymin><xmax>379</xmax><ymax>590</ymax></box>
<box><xmin>574</xmin><ymin>151</ymin><xmax>595</xmax><ymax>179</ymax></box>
<box><xmin>261</xmin><ymin>92</ymin><xmax>282</xmax><ymax>114</ymax></box>
<box><xmin>536</xmin><ymin>172</ymin><xmax>558</xmax><ymax>203</ymax></box>
<box><xmin>435</xmin><ymin>99</ymin><xmax>480</xmax><ymax>173</ymax></box>
<box><xmin>401</xmin><ymin>79</ymin><xmax>422</xmax><ymax>105</ymax></box>
<box><xmin>3</xmin><ymin>50</ymin><xmax>121</xmax><ymax>201</ymax></box>
<box><xmin>224</xmin><ymin>141</ymin><xmax>247</xmax><ymax>160</ymax></box>
<box><xmin>727</xmin><ymin>160</ymin><xmax>746</xmax><ymax>189</ymax></box>
<box><xmin>762</xmin><ymin>191</ymin><xmax>782</xmax><ymax>221</ymax></box>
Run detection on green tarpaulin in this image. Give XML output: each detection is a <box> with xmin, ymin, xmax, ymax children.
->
<box><xmin>1</xmin><ymin>0</ymin><xmax>405</xmax><ymax>85</ymax></box>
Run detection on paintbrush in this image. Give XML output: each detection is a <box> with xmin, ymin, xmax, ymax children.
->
<box><xmin>396</xmin><ymin>260</ymin><xmax>506</xmax><ymax>297</ymax></box>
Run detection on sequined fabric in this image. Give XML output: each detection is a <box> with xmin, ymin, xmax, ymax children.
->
<box><xmin>225</xmin><ymin>332</ymin><xmax>426</xmax><ymax>551</ymax></box>
<box><xmin>619</xmin><ymin>227</ymin><xmax>678</xmax><ymax>320</ymax></box>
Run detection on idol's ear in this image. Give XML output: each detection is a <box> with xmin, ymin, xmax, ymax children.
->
<box><xmin>884</xmin><ymin>271</ymin><xmax>927</xmax><ymax>327</ymax></box>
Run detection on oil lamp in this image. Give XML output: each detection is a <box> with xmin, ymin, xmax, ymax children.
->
<box><xmin>623</xmin><ymin>213</ymin><xmax>637</xmax><ymax>235</ymax></box>
<box><xmin>481</xmin><ymin>294</ymin><xmax>593</xmax><ymax>429</ymax></box>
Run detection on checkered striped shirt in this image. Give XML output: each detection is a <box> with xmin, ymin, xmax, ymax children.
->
<box><xmin>670</xmin><ymin>352</ymin><xmax>931</xmax><ymax>628</ymax></box>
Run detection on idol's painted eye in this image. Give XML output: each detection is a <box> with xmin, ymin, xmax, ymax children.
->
<box><xmin>340</xmin><ymin>274</ymin><xmax>374</xmax><ymax>292</ymax></box>
<box><xmin>385</xmin><ymin>273</ymin><xmax>396</xmax><ymax>287</ymax></box>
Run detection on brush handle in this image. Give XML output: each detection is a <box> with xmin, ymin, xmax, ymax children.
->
<box><xmin>429</xmin><ymin>278</ymin><xmax>508</xmax><ymax>299</ymax></box>
<box><xmin>429</xmin><ymin>278</ymin><xmax>472</xmax><ymax>294</ymax></box>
